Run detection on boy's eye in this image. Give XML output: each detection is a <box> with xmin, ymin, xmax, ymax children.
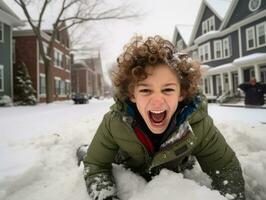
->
<box><xmin>139</xmin><ymin>89</ymin><xmax>151</xmax><ymax>94</ymax></box>
<box><xmin>162</xmin><ymin>88</ymin><xmax>175</xmax><ymax>93</ymax></box>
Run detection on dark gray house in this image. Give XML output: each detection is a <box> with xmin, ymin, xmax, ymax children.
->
<box><xmin>173</xmin><ymin>0</ymin><xmax>266</xmax><ymax>100</ymax></box>
<box><xmin>0</xmin><ymin>0</ymin><xmax>23</xmax><ymax>98</ymax></box>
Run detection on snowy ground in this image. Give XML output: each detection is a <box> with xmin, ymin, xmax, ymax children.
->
<box><xmin>0</xmin><ymin>98</ymin><xmax>266</xmax><ymax>200</ymax></box>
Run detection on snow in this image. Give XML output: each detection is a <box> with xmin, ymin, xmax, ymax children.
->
<box><xmin>1</xmin><ymin>99</ymin><xmax>266</xmax><ymax>200</ymax></box>
<box><xmin>205</xmin><ymin>0</ymin><xmax>232</xmax><ymax>19</ymax></box>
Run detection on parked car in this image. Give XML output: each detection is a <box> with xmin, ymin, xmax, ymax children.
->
<box><xmin>72</xmin><ymin>93</ymin><xmax>89</xmax><ymax>104</ymax></box>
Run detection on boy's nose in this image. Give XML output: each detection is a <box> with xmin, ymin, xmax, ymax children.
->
<box><xmin>150</xmin><ymin>95</ymin><xmax>165</xmax><ymax>107</ymax></box>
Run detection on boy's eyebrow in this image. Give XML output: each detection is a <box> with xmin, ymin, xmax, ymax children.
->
<box><xmin>136</xmin><ymin>83</ymin><xmax>177</xmax><ymax>87</ymax></box>
<box><xmin>136</xmin><ymin>83</ymin><xmax>150</xmax><ymax>87</ymax></box>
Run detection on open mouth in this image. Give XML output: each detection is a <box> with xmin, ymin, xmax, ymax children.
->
<box><xmin>148</xmin><ymin>110</ymin><xmax>167</xmax><ymax>124</ymax></box>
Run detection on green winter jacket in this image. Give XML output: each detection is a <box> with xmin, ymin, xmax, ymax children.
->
<box><xmin>83</xmin><ymin>96</ymin><xmax>245</xmax><ymax>200</ymax></box>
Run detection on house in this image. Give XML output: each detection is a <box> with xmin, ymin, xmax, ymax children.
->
<box><xmin>0</xmin><ymin>0</ymin><xmax>23</xmax><ymax>99</ymax></box>
<box><xmin>173</xmin><ymin>0</ymin><xmax>266</xmax><ymax>101</ymax></box>
<box><xmin>71</xmin><ymin>54</ymin><xmax>105</xmax><ymax>98</ymax></box>
<box><xmin>13</xmin><ymin>23</ymin><xmax>72</xmax><ymax>102</ymax></box>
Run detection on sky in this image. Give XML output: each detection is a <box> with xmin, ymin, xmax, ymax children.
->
<box><xmin>7</xmin><ymin>0</ymin><xmax>202</xmax><ymax>83</ymax></box>
<box><xmin>1</xmin><ymin>99</ymin><xmax>266</xmax><ymax>200</ymax></box>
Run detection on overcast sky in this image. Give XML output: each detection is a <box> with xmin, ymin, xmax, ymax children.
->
<box><xmin>9</xmin><ymin>0</ymin><xmax>202</xmax><ymax>83</ymax></box>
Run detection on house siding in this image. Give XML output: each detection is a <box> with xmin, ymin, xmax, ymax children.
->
<box><xmin>0</xmin><ymin>23</ymin><xmax>11</xmax><ymax>96</ymax></box>
<box><xmin>241</xmin><ymin>16</ymin><xmax>266</xmax><ymax>56</ymax></box>
<box><xmin>14</xmin><ymin>36</ymin><xmax>38</xmax><ymax>91</ymax></box>
<box><xmin>204</xmin><ymin>31</ymin><xmax>240</xmax><ymax>67</ymax></box>
<box><xmin>226</xmin><ymin>0</ymin><xmax>266</xmax><ymax>28</ymax></box>
<box><xmin>195</xmin><ymin>6</ymin><xmax>221</xmax><ymax>39</ymax></box>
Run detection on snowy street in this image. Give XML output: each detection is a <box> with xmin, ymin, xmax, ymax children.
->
<box><xmin>0</xmin><ymin>99</ymin><xmax>266</xmax><ymax>200</ymax></box>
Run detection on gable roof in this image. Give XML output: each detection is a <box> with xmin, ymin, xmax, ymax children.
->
<box><xmin>220</xmin><ymin>0</ymin><xmax>239</xmax><ymax>30</ymax></box>
<box><xmin>0</xmin><ymin>0</ymin><xmax>24</xmax><ymax>26</ymax></box>
<box><xmin>188</xmin><ymin>0</ymin><xmax>232</xmax><ymax>46</ymax></box>
<box><xmin>173</xmin><ymin>25</ymin><xmax>193</xmax><ymax>46</ymax></box>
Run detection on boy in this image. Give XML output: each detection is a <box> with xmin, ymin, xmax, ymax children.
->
<box><xmin>81</xmin><ymin>35</ymin><xmax>245</xmax><ymax>200</ymax></box>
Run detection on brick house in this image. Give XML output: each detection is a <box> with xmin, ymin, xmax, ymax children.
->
<box><xmin>13</xmin><ymin>24</ymin><xmax>72</xmax><ymax>102</ymax></box>
<box><xmin>173</xmin><ymin>0</ymin><xmax>266</xmax><ymax>101</ymax></box>
<box><xmin>72</xmin><ymin>54</ymin><xmax>104</xmax><ymax>98</ymax></box>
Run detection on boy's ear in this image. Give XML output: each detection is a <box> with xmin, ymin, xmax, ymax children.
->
<box><xmin>130</xmin><ymin>95</ymin><xmax>136</xmax><ymax>103</ymax></box>
<box><xmin>178</xmin><ymin>95</ymin><xmax>184</xmax><ymax>102</ymax></box>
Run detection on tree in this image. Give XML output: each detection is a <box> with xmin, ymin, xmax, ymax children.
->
<box><xmin>14</xmin><ymin>0</ymin><xmax>139</xmax><ymax>103</ymax></box>
<box><xmin>14</xmin><ymin>63</ymin><xmax>37</xmax><ymax>105</ymax></box>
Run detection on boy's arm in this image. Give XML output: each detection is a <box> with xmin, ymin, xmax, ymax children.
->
<box><xmin>192</xmin><ymin>115</ymin><xmax>245</xmax><ymax>200</ymax></box>
<box><xmin>238</xmin><ymin>83</ymin><xmax>248</xmax><ymax>91</ymax></box>
<box><xmin>83</xmin><ymin>113</ymin><xmax>119</xmax><ymax>200</ymax></box>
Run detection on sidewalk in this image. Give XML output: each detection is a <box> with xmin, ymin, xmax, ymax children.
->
<box><xmin>219</xmin><ymin>101</ymin><xmax>266</xmax><ymax>109</ymax></box>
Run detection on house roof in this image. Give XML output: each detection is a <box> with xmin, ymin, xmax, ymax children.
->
<box><xmin>188</xmin><ymin>0</ymin><xmax>232</xmax><ymax>46</ymax></box>
<box><xmin>220</xmin><ymin>0</ymin><xmax>239</xmax><ymax>30</ymax></box>
<box><xmin>173</xmin><ymin>25</ymin><xmax>193</xmax><ymax>46</ymax></box>
<box><xmin>0</xmin><ymin>0</ymin><xmax>24</xmax><ymax>26</ymax></box>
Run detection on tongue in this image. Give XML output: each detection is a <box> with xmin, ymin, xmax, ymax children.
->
<box><xmin>150</xmin><ymin>111</ymin><xmax>166</xmax><ymax>123</ymax></box>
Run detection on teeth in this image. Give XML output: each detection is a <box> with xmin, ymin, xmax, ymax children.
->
<box><xmin>150</xmin><ymin>110</ymin><xmax>165</xmax><ymax>114</ymax></box>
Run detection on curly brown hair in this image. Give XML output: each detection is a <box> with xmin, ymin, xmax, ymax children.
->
<box><xmin>112</xmin><ymin>35</ymin><xmax>202</xmax><ymax>102</ymax></box>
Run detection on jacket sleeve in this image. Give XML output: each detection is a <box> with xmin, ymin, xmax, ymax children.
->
<box><xmin>192</xmin><ymin>115</ymin><xmax>245</xmax><ymax>200</ymax></box>
<box><xmin>238</xmin><ymin>83</ymin><xmax>249</xmax><ymax>92</ymax></box>
<box><xmin>83</xmin><ymin>112</ymin><xmax>119</xmax><ymax>200</ymax></box>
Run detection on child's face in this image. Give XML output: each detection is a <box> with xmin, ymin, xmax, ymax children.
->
<box><xmin>130</xmin><ymin>64</ymin><xmax>184</xmax><ymax>134</ymax></box>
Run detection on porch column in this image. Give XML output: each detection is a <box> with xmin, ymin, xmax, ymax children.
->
<box><xmin>228</xmin><ymin>72</ymin><xmax>233</xmax><ymax>95</ymax></box>
<box><xmin>238</xmin><ymin>67</ymin><xmax>244</xmax><ymax>84</ymax></box>
<box><xmin>254</xmin><ymin>64</ymin><xmax>261</xmax><ymax>82</ymax></box>
<box><xmin>210</xmin><ymin>75</ymin><xmax>214</xmax><ymax>96</ymax></box>
<box><xmin>220</xmin><ymin>73</ymin><xmax>225</xmax><ymax>93</ymax></box>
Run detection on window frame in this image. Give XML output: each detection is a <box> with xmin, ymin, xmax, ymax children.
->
<box><xmin>256</xmin><ymin>22</ymin><xmax>266</xmax><ymax>47</ymax></box>
<box><xmin>0</xmin><ymin>22</ymin><xmax>3</xmax><ymax>43</ymax></box>
<box><xmin>54</xmin><ymin>77</ymin><xmax>61</xmax><ymax>95</ymax></box>
<box><xmin>0</xmin><ymin>65</ymin><xmax>4</xmax><ymax>91</ymax></box>
<box><xmin>214</xmin><ymin>40</ymin><xmax>223</xmax><ymax>60</ymax></box>
<box><xmin>246</xmin><ymin>26</ymin><xmax>256</xmax><ymax>50</ymax></box>
<box><xmin>39</xmin><ymin>73</ymin><xmax>46</xmax><ymax>96</ymax></box>
<box><xmin>223</xmin><ymin>37</ymin><xmax>231</xmax><ymax>58</ymax></box>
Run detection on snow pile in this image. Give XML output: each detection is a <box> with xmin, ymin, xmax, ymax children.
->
<box><xmin>0</xmin><ymin>99</ymin><xmax>266</xmax><ymax>200</ymax></box>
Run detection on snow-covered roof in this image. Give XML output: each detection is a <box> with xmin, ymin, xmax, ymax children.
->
<box><xmin>188</xmin><ymin>0</ymin><xmax>233</xmax><ymax>46</ymax></box>
<box><xmin>205</xmin><ymin>0</ymin><xmax>232</xmax><ymax>19</ymax></box>
<box><xmin>174</xmin><ymin>25</ymin><xmax>193</xmax><ymax>45</ymax></box>
<box><xmin>233</xmin><ymin>53</ymin><xmax>266</xmax><ymax>66</ymax></box>
<box><xmin>0</xmin><ymin>0</ymin><xmax>24</xmax><ymax>26</ymax></box>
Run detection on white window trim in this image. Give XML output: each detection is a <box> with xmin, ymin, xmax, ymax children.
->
<box><xmin>249</xmin><ymin>0</ymin><xmax>261</xmax><ymax>12</ymax></box>
<box><xmin>0</xmin><ymin>22</ymin><xmax>3</xmax><ymax>43</ymax></box>
<box><xmin>53</xmin><ymin>49</ymin><xmax>63</xmax><ymax>69</ymax></box>
<box><xmin>0</xmin><ymin>65</ymin><xmax>4</xmax><ymax>92</ymax></box>
<box><xmin>256</xmin><ymin>21</ymin><xmax>266</xmax><ymax>47</ymax></box>
<box><xmin>246</xmin><ymin>26</ymin><xmax>256</xmax><ymax>50</ymax></box>
<box><xmin>209</xmin><ymin>16</ymin><xmax>215</xmax><ymax>31</ymax></box>
<box><xmin>39</xmin><ymin>73</ymin><xmax>46</xmax><ymax>96</ymax></box>
<box><xmin>40</xmin><ymin>42</ymin><xmax>49</xmax><ymax>64</ymax></box>
<box><xmin>223</xmin><ymin>37</ymin><xmax>231</xmax><ymax>58</ymax></box>
<box><xmin>199</xmin><ymin>42</ymin><xmax>211</xmax><ymax>62</ymax></box>
<box><xmin>214</xmin><ymin>40</ymin><xmax>223</xmax><ymax>60</ymax></box>
<box><xmin>202</xmin><ymin>21</ymin><xmax>207</xmax><ymax>34</ymax></box>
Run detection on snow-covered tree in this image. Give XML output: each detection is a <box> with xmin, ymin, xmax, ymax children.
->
<box><xmin>14</xmin><ymin>63</ymin><xmax>37</xmax><ymax>105</ymax></box>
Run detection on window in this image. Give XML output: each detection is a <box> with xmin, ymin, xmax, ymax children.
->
<box><xmin>202</xmin><ymin>16</ymin><xmax>215</xmax><ymax>34</ymax></box>
<box><xmin>256</xmin><ymin>22</ymin><xmax>266</xmax><ymax>47</ymax></box>
<box><xmin>54</xmin><ymin>50</ymin><xmax>63</xmax><ymax>68</ymax></box>
<box><xmin>0</xmin><ymin>22</ymin><xmax>3</xmax><ymax>42</ymax></box>
<box><xmin>60</xmin><ymin>80</ymin><xmax>65</xmax><ymax>95</ymax></box>
<box><xmin>12</xmin><ymin>39</ymin><xmax>16</xmax><ymax>63</ymax></box>
<box><xmin>223</xmin><ymin>37</ymin><xmax>231</xmax><ymax>58</ymax></box>
<box><xmin>261</xmin><ymin>66</ymin><xmax>266</xmax><ymax>83</ymax></box>
<box><xmin>0</xmin><ymin>65</ymin><xmax>3</xmax><ymax>91</ymax></box>
<box><xmin>198</xmin><ymin>43</ymin><xmax>211</xmax><ymax>62</ymax></box>
<box><xmin>214</xmin><ymin>40</ymin><xmax>222</xmax><ymax>59</ymax></box>
<box><xmin>202</xmin><ymin>21</ymin><xmax>208</xmax><ymax>34</ymax></box>
<box><xmin>209</xmin><ymin>16</ymin><xmax>215</xmax><ymax>31</ymax></box>
<box><xmin>65</xmin><ymin>80</ymin><xmax>71</xmax><ymax>94</ymax></box>
<box><xmin>65</xmin><ymin>55</ymin><xmax>71</xmax><ymax>70</ymax></box>
<box><xmin>39</xmin><ymin>74</ymin><xmax>46</xmax><ymax>95</ymax></box>
<box><xmin>176</xmin><ymin>39</ymin><xmax>184</xmax><ymax>51</ymax></box>
<box><xmin>54</xmin><ymin>77</ymin><xmax>61</xmax><ymax>95</ymax></box>
<box><xmin>40</xmin><ymin>43</ymin><xmax>49</xmax><ymax>63</ymax></box>
<box><xmin>249</xmin><ymin>0</ymin><xmax>261</xmax><ymax>12</ymax></box>
<box><xmin>246</xmin><ymin>26</ymin><xmax>256</xmax><ymax>50</ymax></box>
<box><xmin>192</xmin><ymin>51</ymin><xmax>198</xmax><ymax>60</ymax></box>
